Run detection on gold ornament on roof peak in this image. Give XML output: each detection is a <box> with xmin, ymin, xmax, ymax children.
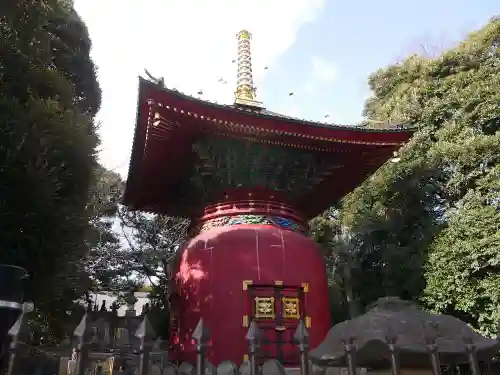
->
<box><xmin>234</xmin><ymin>29</ymin><xmax>263</xmax><ymax>108</ymax></box>
<box><xmin>237</xmin><ymin>29</ymin><xmax>251</xmax><ymax>40</ymax></box>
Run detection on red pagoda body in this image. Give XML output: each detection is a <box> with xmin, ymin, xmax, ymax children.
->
<box><xmin>168</xmin><ymin>192</ymin><xmax>331</xmax><ymax>366</ymax></box>
<box><xmin>124</xmin><ymin>30</ymin><xmax>413</xmax><ymax>367</ymax></box>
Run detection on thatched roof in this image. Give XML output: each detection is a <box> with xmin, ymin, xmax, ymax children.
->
<box><xmin>310</xmin><ymin>297</ymin><xmax>500</xmax><ymax>368</ymax></box>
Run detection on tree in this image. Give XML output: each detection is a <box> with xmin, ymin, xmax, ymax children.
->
<box><xmin>0</xmin><ymin>0</ymin><xmax>101</xmax><ymax>344</ymax></box>
<box><xmin>310</xmin><ymin>210</ymin><xmax>366</xmax><ymax>321</ymax></box>
<box><xmin>114</xmin><ymin>210</ymin><xmax>190</xmax><ymax>311</ymax></box>
<box><xmin>333</xmin><ymin>16</ymin><xmax>500</xmax><ymax>333</ymax></box>
<box><xmin>309</xmin><ymin>209</ymin><xmax>350</xmax><ymax>323</ymax></box>
<box><xmin>339</xmin><ymin>133</ymin><xmax>441</xmax><ymax>310</ymax></box>
<box><xmin>104</xmin><ymin>209</ymin><xmax>190</xmax><ymax>338</ymax></box>
<box><xmin>85</xmin><ymin>166</ymin><xmax>124</xmax><ymax>292</ymax></box>
<box><xmin>424</xmin><ymin>156</ymin><xmax>500</xmax><ymax>335</ymax></box>
<box><xmin>82</xmin><ymin>167</ymin><xmax>190</xmax><ymax>337</ymax></box>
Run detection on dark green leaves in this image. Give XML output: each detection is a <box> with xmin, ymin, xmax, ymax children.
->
<box><xmin>311</xmin><ymin>17</ymin><xmax>500</xmax><ymax>332</ymax></box>
<box><xmin>0</xmin><ymin>0</ymin><xmax>101</xmax><ymax>345</ymax></box>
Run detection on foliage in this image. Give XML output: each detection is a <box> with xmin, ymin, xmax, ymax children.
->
<box><xmin>311</xmin><ymin>17</ymin><xmax>500</xmax><ymax>331</ymax></box>
<box><xmin>113</xmin><ymin>210</ymin><xmax>190</xmax><ymax>317</ymax></box>
<box><xmin>83</xmin><ymin>168</ymin><xmax>190</xmax><ymax>337</ymax></box>
<box><xmin>361</xmin><ymin>17</ymin><xmax>500</xmax><ymax>334</ymax></box>
<box><xmin>309</xmin><ymin>210</ymin><xmax>351</xmax><ymax>323</ymax></box>
<box><xmin>424</xmin><ymin>164</ymin><xmax>500</xmax><ymax>335</ymax></box>
<box><xmin>111</xmin><ymin>210</ymin><xmax>190</xmax><ymax>338</ymax></box>
<box><xmin>88</xmin><ymin>205</ymin><xmax>190</xmax><ymax>300</ymax></box>
<box><xmin>85</xmin><ymin>167</ymin><xmax>123</xmax><ymax>292</ymax></box>
<box><xmin>0</xmin><ymin>0</ymin><xmax>100</xmax><ymax>344</ymax></box>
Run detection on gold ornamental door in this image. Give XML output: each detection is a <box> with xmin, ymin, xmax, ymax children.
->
<box><xmin>244</xmin><ymin>281</ymin><xmax>307</xmax><ymax>366</ymax></box>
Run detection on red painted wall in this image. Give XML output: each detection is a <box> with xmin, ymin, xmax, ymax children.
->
<box><xmin>169</xmin><ymin>222</ymin><xmax>331</xmax><ymax>366</ymax></box>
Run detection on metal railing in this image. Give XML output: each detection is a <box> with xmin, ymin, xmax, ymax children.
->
<box><xmin>4</xmin><ymin>304</ymin><xmax>498</xmax><ymax>375</ymax></box>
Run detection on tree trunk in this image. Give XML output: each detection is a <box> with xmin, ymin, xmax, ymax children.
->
<box><xmin>343</xmin><ymin>256</ymin><xmax>360</xmax><ymax>318</ymax></box>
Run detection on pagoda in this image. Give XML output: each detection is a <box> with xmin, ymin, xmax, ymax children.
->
<box><xmin>124</xmin><ymin>30</ymin><xmax>414</xmax><ymax>367</ymax></box>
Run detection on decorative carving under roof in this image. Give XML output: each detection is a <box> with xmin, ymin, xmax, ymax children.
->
<box><xmin>310</xmin><ymin>297</ymin><xmax>500</xmax><ymax>368</ymax></box>
<box><xmin>124</xmin><ymin>78</ymin><xmax>415</xmax><ymax>218</ymax></box>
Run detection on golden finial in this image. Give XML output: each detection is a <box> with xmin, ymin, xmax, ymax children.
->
<box><xmin>234</xmin><ymin>29</ymin><xmax>263</xmax><ymax>108</ymax></box>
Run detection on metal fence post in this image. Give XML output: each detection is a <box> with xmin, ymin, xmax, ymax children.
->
<box><xmin>425</xmin><ymin>321</ymin><xmax>442</xmax><ymax>375</ymax></box>
<box><xmin>192</xmin><ymin>318</ymin><xmax>210</xmax><ymax>375</ymax></box>
<box><xmin>463</xmin><ymin>334</ymin><xmax>480</xmax><ymax>375</ymax></box>
<box><xmin>342</xmin><ymin>336</ymin><xmax>357</xmax><ymax>375</ymax></box>
<box><xmin>385</xmin><ymin>325</ymin><xmax>400</xmax><ymax>375</ymax></box>
<box><xmin>6</xmin><ymin>301</ymin><xmax>33</xmax><ymax>375</ymax></box>
<box><xmin>136</xmin><ymin>313</ymin><xmax>155</xmax><ymax>375</ymax></box>
<box><xmin>294</xmin><ymin>320</ymin><xmax>310</xmax><ymax>375</ymax></box>
<box><xmin>245</xmin><ymin>320</ymin><xmax>261</xmax><ymax>375</ymax></box>
<box><xmin>73</xmin><ymin>313</ymin><xmax>92</xmax><ymax>375</ymax></box>
<box><xmin>0</xmin><ymin>264</ymin><xmax>28</xmax><ymax>372</ymax></box>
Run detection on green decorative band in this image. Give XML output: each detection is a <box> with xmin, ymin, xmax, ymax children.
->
<box><xmin>190</xmin><ymin>214</ymin><xmax>307</xmax><ymax>237</ymax></box>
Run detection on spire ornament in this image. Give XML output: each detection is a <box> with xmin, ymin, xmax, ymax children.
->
<box><xmin>234</xmin><ymin>30</ymin><xmax>263</xmax><ymax>108</ymax></box>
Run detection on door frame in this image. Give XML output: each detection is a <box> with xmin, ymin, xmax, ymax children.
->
<box><xmin>242</xmin><ymin>280</ymin><xmax>310</xmax><ymax>365</ymax></box>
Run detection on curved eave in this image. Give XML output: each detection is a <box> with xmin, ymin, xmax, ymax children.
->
<box><xmin>138</xmin><ymin>77</ymin><xmax>416</xmax><ymax>135</ymax></box>
<box><xmin>124</xmin><ymin>77</ymin><xmax>415</xmax><ymax>217</ymax></box>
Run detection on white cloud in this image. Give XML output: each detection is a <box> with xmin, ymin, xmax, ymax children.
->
<box><xmin>310</xmin><ymin>56</ymin><xmax>338</xmax><ymax>83</ymax></box>
<box><xmin>73</xmin><ymin>0</ymin><xmax>325</xmax><ymax>177</ymax></box>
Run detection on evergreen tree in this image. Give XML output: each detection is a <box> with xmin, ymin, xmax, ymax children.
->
<box><xmin>0</xmin><ymin>0</ymin><xmax>101</xmax><ymax>343</ymax></box>
<box><xmin>311</xmin><ymin>17</ymin><xmax>500</xmax><ymax>332</ymax></box>
<box><xmin>84</xmin><ymin>168</ymin><xmax>189</xmax><ymax>338</ymax></box>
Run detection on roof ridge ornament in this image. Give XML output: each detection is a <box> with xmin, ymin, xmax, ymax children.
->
<box><xmin>144</xmin><ymin>69</ymin><xmax>165</xmax><ymax>87</ymax></box>
<box><xmin>234</xmin><ymin>30</ymin><xmax>263</xmax><ymax>109</ymax></box>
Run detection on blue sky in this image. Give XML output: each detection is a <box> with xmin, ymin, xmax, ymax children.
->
<box><xmin>263</xmin><ymin>0</ymin><xmax>500</xmax><ymax>124</ymax></box>
<box><xmin>74</xmin><ymin>0</ymin><xmax>499</xmax><ymax>176</ymax></box>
